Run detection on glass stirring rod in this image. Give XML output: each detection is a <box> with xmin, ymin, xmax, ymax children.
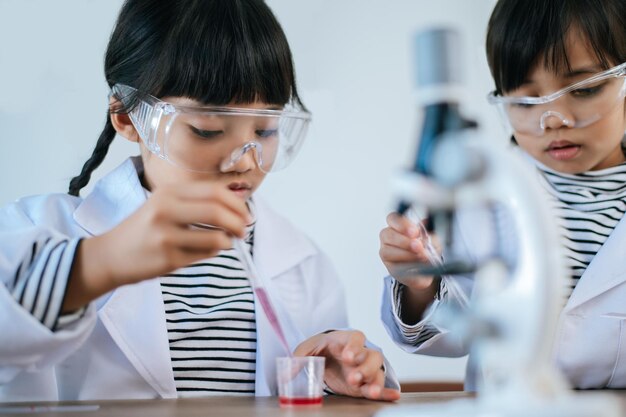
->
<box><xmin>233</xmin><ymin>238</ymin><xmax>292</xmax><ymax>356</ymax></box>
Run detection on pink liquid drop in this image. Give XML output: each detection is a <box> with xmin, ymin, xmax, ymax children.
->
<box><xmin>279</xmin><ymin>397</ymin><xmax>323</xmax><ymax>407</ymax></box>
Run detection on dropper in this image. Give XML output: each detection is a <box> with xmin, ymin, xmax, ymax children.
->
<box><xmin>234</xmin><ymin>238</ymin><xmax>322</xmax><ymax>392</ymax></box>
<box><xmin>233</xmin><ymin>238</ymin><xmax>292</xmax><ymax>356</ymax></box>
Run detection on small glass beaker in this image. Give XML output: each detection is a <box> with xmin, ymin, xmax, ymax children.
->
<box><xmin>276</xmin><ymin>356</ymin><xmax>325</xmax><ymax>407</ymax></box>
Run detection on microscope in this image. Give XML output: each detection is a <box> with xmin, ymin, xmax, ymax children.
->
<box><xmin>376</xmin><ymin>28</ymin><xmax>621</xmax><ymax>417</ymax></box>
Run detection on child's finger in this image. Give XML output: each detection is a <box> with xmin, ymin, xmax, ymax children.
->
<box><xmin>177</xmin><ymin>228</ymin><xmax>236</xmax><ymax>253</ymax></box>
<box><xmin>182</xmin><ymin>201</ymin><xmax>249</xmax><ymax>236</ymax></box>
<box><xmin>150</xmin><ymin>197</ymin><xmax>247</xmax><ymax>238</ymax></box>
<box><xmin>359</xmin><ymin>370</ymin><xmax>385</xmax><ymax>399</ymax></box>
<box><xmin>386</xmin><ymin>213</ymin><xmax>420</xmax><ymax>238</ymax></box>
<box><xmin>372</xmin><ymin>387</ymin><xmax>402</xmax><ymax>402</ymax></box>
<box><xmin>172</xmin><ymin>183</ymin><xmax>251</xmax><ymax>221</ymax></box>
<box><xmin>380</xmin><ymin>244</ymin><xmax>428</xmax><ymax>264</ymax></box>
<box><xmin>292</xmin><ymin>333</ymin><xmax>326</xmax><ymax>357</ymax></box>
<box><xmin>337</xmin><ymin>331</ymin><xmax>367</xmax><ymax>366</ymax></box>
<box><xmin>379</xmin><ymin>227</ymin><xmax>420</xmax><ymax>251</ymax></box>
<box><xmin>352</xmin><ymin>349</ymin><xmax>384</xmax><ymax>385</ymax></box>
<box><xmin>356</xmin><ymin>357</ymin><xmax>400</xmax><ymax>401</ymax></box>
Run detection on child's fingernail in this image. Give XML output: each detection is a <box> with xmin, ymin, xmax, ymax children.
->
<box><xmin>370</xmin><ymin>384</ymin><xmax>381</xmax><ymax>397</ymax></box>
<box><xmin>352</xmin><ymin>372</ymin><xmax>363</xmax><ymax>384</ymax></box>
<box><xmin>407</xmin><ymin>226</ymin><xmax>419</xmax><ymax>238</ymax></box>
<box><xmin>410</xmin><ymin>239</ymin><xmax>421</xmax><ymax>252</ymax></box>
<box><xmin>344</xmin><ymin>350</ymin><xmax>355</xmax><ymax>361</ymax></box>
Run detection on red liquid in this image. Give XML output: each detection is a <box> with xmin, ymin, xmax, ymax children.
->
<box><xmin>279</xmin><ymin>397</ymin><xmax>323</xmax><ymax>407</ymax></box>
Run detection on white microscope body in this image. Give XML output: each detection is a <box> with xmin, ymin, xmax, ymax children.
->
<box><xmin>378</xmin><ymin>131</ymin><xmax>622</xmax><ymax>417</ymax></box>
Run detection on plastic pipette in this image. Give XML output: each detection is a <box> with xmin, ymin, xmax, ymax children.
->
<box><xmin>234</xmin><ymin>239</ymin><xmax>322</xmax><ymax>395</ymax></box>
<box><xmin>233</xmin><ymin>238</ymin><xmax>292</xmax><ymax>356</ymax></box>
<box><xmin>417</xmin><ymin>222</ymin><xmax>470</xmax><ymax>308</ymax></box>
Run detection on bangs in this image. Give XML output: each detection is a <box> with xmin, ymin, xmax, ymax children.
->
<box><xmin>138</xmin><ymin>0</ymin><xmax>299</xmax><ymax>108</ymax></box>
<box><xmin>486</xmin><ymin>0</ymin><xmax>626</xmax><ymax>94</ymax></box>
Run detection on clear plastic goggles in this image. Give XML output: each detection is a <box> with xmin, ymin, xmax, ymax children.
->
<box><xmin>487</xmin><ymin>62</ymin><xmax>626</xmax><ymax>136</ymax></box>
<box><xmin>110</xmin><ymin>84</ymin><xmax>311</xmax><ymax>173</ymax></box>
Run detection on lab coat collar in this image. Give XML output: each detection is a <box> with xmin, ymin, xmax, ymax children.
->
<box><xmin>565</xmin><ymin>214</ymin><xmax>626</xmax><ymax>312</ymax></box>
<box><xmin>73</xmin><ymin>156</ymin><xmax>147</xmax><ymax>236</ymax></box>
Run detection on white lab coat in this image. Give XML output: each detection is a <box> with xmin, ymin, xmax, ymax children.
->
<box><xmin>0</xmin><ymin>157</ymin><xmax>397</xmax><ymax>402</ymax></box>
<box><xmin>381</xmin><ymin>198</ymin><xmax>626</xmax><ymax>390</ymax></box>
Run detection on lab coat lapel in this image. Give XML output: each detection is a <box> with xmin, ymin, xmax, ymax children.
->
<box><xmin>73</xmin><ymin>157</ymin><xmax>176</xmax><ymax>398</ymax></box>
<box><xmin>252</xmin><ymin>197</ymin><xmax>317</xmax><ymax>281</ymax></box>
<box><xmin>97</xmin><ymin>280</ymin><xmax>176</xmax><ymax>398</ymax></box>
<box><xmin>565</xmin><ymin>215</ymin><xmax>626</xmax><ymax>311</ymax></box>
<box><xmin>252</xmin><ymin>198</ymin><xmax>316</xmax><ymax>396</ymax></box>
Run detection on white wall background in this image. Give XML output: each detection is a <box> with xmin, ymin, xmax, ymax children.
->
<box><xmin>0</xmin><ymin>0</ymin><xmax>503</xmax><ymax>383</ymax></box>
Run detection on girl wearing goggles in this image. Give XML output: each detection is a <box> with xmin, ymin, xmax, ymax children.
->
<box><xmin>0</xmin><ymin>0</ymin><xmax>399</xmax><ymax>402</ymax></box>
<box><xmin>380</xmin><ymin>0</ymin><xmax>626</xmax><ymax>390</ymax></box>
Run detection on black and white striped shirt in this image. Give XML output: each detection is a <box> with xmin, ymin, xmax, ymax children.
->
<box><xmin>10</xmin><ymin>236</ymin><xmax>85</xmax><ymax>330</ymax></box>
<box><xmin>537</xmin><ymin>162</ymin><xmax>626</xmax><ymax>298</ymax></box>
<box><xmin>10</xmin><ymin>226</ymin><xmax>259</xmax><ymax>397</ymax></box>
<box><xmin>160</xmin><ymin>217</ymin><xmax>258</xmax><ymax>397</ymax></box>
<box><xmin>390</xmin><ymin>278</ymin><xmax>446</xmax><ymax>345</ymax></box>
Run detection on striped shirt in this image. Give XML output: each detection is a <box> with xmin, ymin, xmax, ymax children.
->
<box><xmin>390</xmin><ymin>278</ymin><xmax>446</xmax><ymax>345</ymax></box>
<box><xmin>10</xmin><ymin>236</ymin><xmax>85</xmax><ymax>331</ymax></box>
<box><xmin>537</xmin><ymin>161</ymin><xmax>626</xmax><ymax>298</ymax></box>
<box><xmin>161</xmin><ymin>214</ymin><xmax>258</xmax><ymax>397</ymax></box>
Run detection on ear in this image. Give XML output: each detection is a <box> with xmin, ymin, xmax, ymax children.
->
<box><xmin>109</xmin><ymin>97</ymin><xmax>140</xmax><ymax>143</ymax></box>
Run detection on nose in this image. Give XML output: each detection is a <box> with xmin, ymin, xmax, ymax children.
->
<box><xmin>539</xmin><ymin>110</ymin><xmax>575</xmax><ymax>131</ymax></box>
<box><xmin>220</xmin><ymin>142</ymin><xmax>261</xmax><ymax>173</ymax></box>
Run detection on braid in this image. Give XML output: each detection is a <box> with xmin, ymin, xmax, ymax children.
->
<box><xmin>68</xmin><ymin>115</ymin><xmax>116</xmax><ymax>196</ymax></box>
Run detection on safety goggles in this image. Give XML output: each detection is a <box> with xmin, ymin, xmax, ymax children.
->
<box><xmin>110</xmin><ymin>84</ymin><xmax>311</xmax><ymax>173</ymax></box>
<box><xmin>487</xmin><ymin>62</ymin><xmax>626</xmax><ymax>136</ymax></box>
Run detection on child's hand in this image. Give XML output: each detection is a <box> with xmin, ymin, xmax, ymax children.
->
<box><xmin>379</xmin><ymin>212</ymin><xmax>438</xmax><ymax>290</ymax></box>
<box><xmin>293</xmin><ymin>330</ymin><xmax>400</xmax><ymax>402</ymax></box>
<box><xmin>101</xmin><ymin>182</ymin><xmax>250</xmax><ymax>283</ymax></box>
<box><xmin>64</xmin><ymin>182</ymin><xmax>250</xmax><ymax>311</ymax></box>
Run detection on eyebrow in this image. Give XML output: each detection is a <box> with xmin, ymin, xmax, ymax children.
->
<box><xmin>519</xmin><ymin>65</ymin><xmax>605</xmax><ymax>87</ymax></box>
<box><xmin>563</xmin><ymin>66</ymin><xmax>604</xmax><ymax>78</ymax></box>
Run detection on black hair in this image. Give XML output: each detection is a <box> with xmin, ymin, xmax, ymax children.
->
<box><xmin>68</xmin><ymin>0</ymin><xmax>304</xmax><ymax>196</ymax></box>
<box><xmin>486</xmin><ymin>0</ymin><xmax>626</xmax><ymax>95</ymax></box>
